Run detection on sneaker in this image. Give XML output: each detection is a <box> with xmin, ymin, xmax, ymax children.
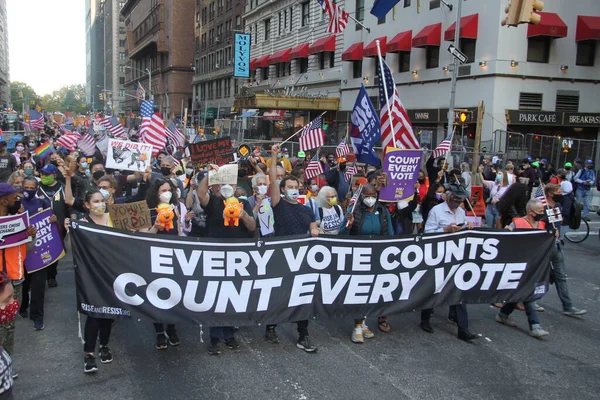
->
<box><xmin>99</xmin><ymin>346</ymin><xmax>113</xmax><ymax>364</ymax></box>
<box><xmin>155</xmin><ymin>333</ymin><xmax>168</xmax><ymax>350</ymax></box>
<box><xmin>33</xmin><ymin>320</ymin><xmax>44</xmax><ymax>330</ymax></box>
<box><xmin>166</xmin><ymin>330</ymin><xmax>180</xmax><ymax>346</ymax></box>
<box><xmin>351</xmin><ymin>327</ymin><xmax>364</xmax><ymax>343</ymax></box>
<box><xmin>207</xmin><ymin>341</ymin><xmax>221</xmax><ymax>356</ymax></box>
<box><xmin>47</xmin><ymin>278</ymin><xmax>58</xmax><ymax>288</ymax></box>
<box><xmin>563</xmin><ymin>307</ymin><xmax>587</xmax><ymax>316</ymax></box>
<box><xmin>224</xmin><ymin>338</ymin><xmax>240</xmax><ymax>349</ymax></box>
<box><xmin>534</xmin><ymin>304</ymin><xmax>545</xmax><ymax>312</ymax></box>
<box><xmin>18</xmin><ymin>310</ymin><xmax>27</xmax><ymax>319</ymax></box>
<box><xmin>496</xmin><ymin>313</ymin><xmax>518</xmax><ymax>327</ymax></box>
<box><xmin>11</xmin><ymin>369</ymin><xmax>18</xmax><ymax>379</ymax></box>
<box><xmin>265</xmin><ymin>327</ymin><xmax>280</xmax><ymax>344</ymax></box>
<box><xmin>530</xmin><ymin>328</ymin><xmax>550</xmax><ymax>338</ymax></box>
<box><xmin>297</xmin><ymin>336</ymin><xmax>318</xmax><ymax>353</ymax></box>
<box><xmin>84</xmin><ymin>354</ymin><xmax>98</xmax><ymax>373</ymax></box>
<box><xmin>361</xmin><ymin>323</ymin><xmax>375</xmax><ymax>339</ymax></box>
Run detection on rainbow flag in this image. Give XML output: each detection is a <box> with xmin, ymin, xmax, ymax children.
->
<box><xmin>33</xmin><ymin>143</ymin><xmax>53</xmax><ymax>159</ymax></box>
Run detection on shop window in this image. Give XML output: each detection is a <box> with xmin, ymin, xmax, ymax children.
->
<box><xmin>527</xmin><ymin>37</ymin><xmax>550</xmax><ymax>63</ymax></box>
<box><xmin>426</xmin><ymin>47</ymin><xmax>439</xmax><ymax>69</ymax></box>
<box><xmin>398</xmin><ymin>52</ymin><xmax>410</xmax><ymax>72</ymax></box>
<box><xmin>352</xmin><ymin>60</ymin><xmax>362</xmax><ymax>78</ymax></box>
<box><xmin>299</xmin><ymin>58</ymin><xmax>309</xmax><ymax>73</ymax></box>
<box><xmin>459</xmin><ymin>39</ymin><xmax>476</xmax><ymax>64</ymax></box>
<box><xmin>576</xmin><ymin>40</ymin><xmax>596</xmax><ymax>66</ymax></box>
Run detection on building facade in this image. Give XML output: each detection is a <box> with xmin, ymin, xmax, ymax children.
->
<box><xmin>338</xmin><ymin>0</ymin><xmax>600</xmax><ymax>166</ymax></box>
<box><xmin>191</xmin><ymin>0</ymin><xmax>245</xmax><ymax>126</ymax></box>
<box><xmin>121</xmin><ymin>0</ymin><xmax>195</xmax><ymax>119</ymax></box>
<box><xmin>0</xmin><ymin>0</ymin><xmax>9</xmax><ymax>108</ymax></box>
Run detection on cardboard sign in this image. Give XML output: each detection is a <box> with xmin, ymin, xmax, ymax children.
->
<box><xmin>107</xmin><ymin>201</ymin><xmax>152</xmax><ymax>231</ymax></box>
<box><xmin>188</xmin><ymin>137</ymin><xmax>233</xmax><ymax>166</ymax></box>
<box><xmin>106</xmin><ymin>139</ymin><xmax>153</xmax><ymax>172</ymax></box>
<box><xmin>208</xmin><ymin>164</ymin><xmax>238</xmax><ymax>185</ymax></box>
<box><xmin>25</xmin><ymin>209</ymin><xmax>66</xmax><ymax>272</ymax></box>
<box><xmin>0</xmin><ymin>213</ymin><xmax>31</xmax><ymax>249</ymax></box>
<box><xmin>465</xmin><ymin>216</ymin><xmax>482</xmax><ymax>228</ymax></box>
<box><xmin>257</xmin><ymin>198</ymin><xmax>275</xmax><ymax>236</ymax></box>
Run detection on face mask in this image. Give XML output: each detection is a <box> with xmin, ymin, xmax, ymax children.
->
<box><xmin>92</xmin><ymin>170</ymin><xmax>105</xmax><ymax>181</ymax></box>
<box><xmin>29</xmin><ymin>142</ymin><xmax>35</xmax><ymax>147</ymax></box>
<box><xmin>50</xmin><ymin>160</ymin><xmax>58</xmax><ymax>166</ymax></box>
<box><xmin>159</xmin><ymin>191</ymin><xmax>173</xmax><ymax>203</ymax></box>
<box><xmin>238</xmin><ymin>196</ymin><xmax>248</xmax><ymax>201</ymax></box>
<box><xmin>23</xmin><ymin>189</ymin><xmax>37</xmax><ymax>200</ymax></box>
<box><xmin>0</xmin><ymin>300</ymin><xmax>19</xmax><ymax>324</ymax></box>
<box><xmin>447</xmin><ymin>197</ymin><xmax>461</xmax><ymax>209</ymax></box>
<box><xmin>13</xmin><ymin>185</ymin><xmax>23</xmax><ymax>193</ymax></box>
<box><xmin>363</xmin><ymin>197</ymin><xmax>377</xmax><ymax>208</ymax></box>
<box><xmin>7</xmin><ymin>200</ymin><xmax>21</xmax><ymax>215</ymax></box>
<box><xmin>435</xmin><ymin>193</ymin><xmax>443</xmax><ymax>201</ymax></box>
<box><xmin>418</xmin><ymin>178</ymin><xmax>426</xmax><ymax>183</ymax></box>
<box><xmin>99</xmin><ymin>189</ymin><xmax>111</xmax><ymax>200</ymax></box>
<box><xmin>276</xmin><ymin>179</ymin><xmax>282</xmax><ymax>186</ymax></box>
<box><xmin>277</xmin><ymin>154</ymin><xmax>282</xmax><ymax>159</ymax></box>
<box><xmin>16</xmin><ymin>146</ymin><xmax>24</xmax><ymax>152</ymax></box>
<box><xmin>81</xmin><ymin>162</ymin><xmax>89</xmax><ymax>169</ymax></box>
<box><xmin>552</xmin><ymin>194</ymin><xmax>563</xmax><ymax>202</ymax></box>
<box><xmin>238</xmin><ymin>169</ymin><xmax>248</xmax><ymax>178</ymax></box>
<box><xmin>311</xmin><ymin>184</ymin><xmax>318</xmax><ymax>192</ymax></box>
<box><xmin>284</xmin><ymin>154</ymin><xmax>289</xmax><ymax>159</ymax></box>
<box><xmin>85</xmin><ymin>170</ymin><xmax>91</xmax><ymax>178</ymax></box>
<box><xmin>90</xmin><ymin>202</ymin><xmax>106</xmax><ymax>216</ymax></box>
<box><xmin>220</xmin><ymin>185</ymin><xmax>234</xmax><ymax>199</ymax></box>
<box><xmin>41</xmin><ymin>175</ymin><xmax>55</xmax><ymax>185</ymax></box>
<box><xmin>24</xmin><ymin>169</ymin><xmax>34</xmax><ymax>176</ymax></box>
<box><xmin>285</xmin><ymin>189</ymin><xmax>299</xmax><ymax>201</ymax></box>
<box><xmin>160</xmin><ymin>167</ymin><xmax>172</xmax><ymax>176</ymax></box>
<box><xmin>587</xmin><ymin>166</ymin><xmax>593</xmax><ymax>169</ymax></box>
<box><xmin>565</xmin><ymin>167</ymin><xmax>571</xmax><ymax>171</ymax></box>
<box><xmin>533</xmin><ymin>212</ymin><xmax>545</xmax><ymax>221</ymax></box>
<box><xmin>496</xmin><ymin>174</ymin><xmax>503</xmax><ymax>182</ymax></box>
<box><xmin>328</xmin><ymin>197</ymin><xmax>337</xmax><ymax>206</ymax></box>
<box><xmin>256</xmin><ymin>185</ymin><xmax>268</xmax><ymax>195</ymax></box>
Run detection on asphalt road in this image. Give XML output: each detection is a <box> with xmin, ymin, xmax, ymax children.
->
<box><xmin>13</xmin><ymin>216</ymin><xmax>600</xmax><ymax>400</ymax></box>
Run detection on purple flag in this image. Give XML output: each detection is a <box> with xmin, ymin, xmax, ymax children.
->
<box><xmin>24</xmin><ymin>209</ymin><xmax>65</xmax><ymax>273</ymax></box>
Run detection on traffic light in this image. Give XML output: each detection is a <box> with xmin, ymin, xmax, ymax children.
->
<box><xmin>502</xmin><ymin>0</ymin><xmax>523</xmax><ymax>27</ymax></box>
<box><xmin>454</xmin><ymin>110</ymin><xmax>472</xmax><ymax>125</ymax></box>
<box><xmin>99</xmin><ymin>93</ymin><xmax>105</xmax><ymax>101</ymax></box>
<box><xmin>519</xmin><ymin>0</ymin><xmax>544</xmax><ymax>25</ymax></box>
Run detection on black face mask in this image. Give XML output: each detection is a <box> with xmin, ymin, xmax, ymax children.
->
<box><xmin>238</xmin><ymin>169</ymin><xmax>248</xmax><ymax>178</ymax></box>
<box><xmin>339</xmin><ymin>163</ymin><xmax>346</xmax><ymax>171</ymax></box>
<box><xmin>418</xmin><ymin>178</ymin><xmax>426</xmax><ymax>183</ymax></box>
<box><xmin>92</xmin><ymin>170</ymin><xmax>105</xmax><ymax>181</ymax></box>
<box><xmin>533</xmin><ymin>212</ymin><xmax>545</xmax><ymax>221</ymax></box>
<box><xmin>50</xmin><ymin>160</ymin><xmax>58</xmax><ymax>166</ymax></box>
<box><xmin>160</xmin><ymin>167</ymin><xmax>172</xmax><ymax>176</ymax></box>
<box><xmin>565</xmin><ymin>167</ymin><xmax>571</xmax><ymax>171</ymax></box>
<box><xmin>7</xmin><ymin>200</ymin><xmax>21</xmax><ymax>215</ymax></box>
<box><xmin>552</xmin><ymin>194</ymin><xmax>563</xmax><ymax>202</ymax></box>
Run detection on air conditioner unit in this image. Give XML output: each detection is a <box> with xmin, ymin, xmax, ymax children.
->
<box><xmin>216</xmin><ymin>63</ymin><xmax>220</xmax><ymax>68</ymax></box>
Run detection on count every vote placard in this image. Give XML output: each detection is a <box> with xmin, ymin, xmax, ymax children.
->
<box><xmin>379</xmin><ymin>149</ymin><xmax>423</xmax><ymax>202</ymax></box>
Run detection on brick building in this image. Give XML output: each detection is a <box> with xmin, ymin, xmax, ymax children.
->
<box><xmin>121</xmin><ymin>0</ymin><xmax>195</xmax><ymax>119</ymax></box>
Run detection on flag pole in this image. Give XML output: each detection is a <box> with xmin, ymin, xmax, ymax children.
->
<box><xmin>453</xmin><ymin>173</ymin><xmax>477</xmax><ymax>217</ymax></box>
<box><xmin>280</xmin><ymin>110</ymin><xmax>327</xmax><ymax>146</ymax></box>
<box><xmin>375</xmin><ymin>40</ymin><xmax>400</xmax><ymax>149</ymax></box>
<box><xmin>348</xmin><ymin>14</ymin><xmax>370</xmax><ymax>33</ymax></box>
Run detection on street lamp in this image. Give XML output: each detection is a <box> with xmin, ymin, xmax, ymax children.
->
<box><xmin>124</xmin><ymin>65</ymin><xmax>153</xmax><ymax>100</ymax></box>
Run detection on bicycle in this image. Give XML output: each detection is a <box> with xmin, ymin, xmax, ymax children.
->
<box><xmin>564</xmin><ymin>219</ymin><xmax>590</xmax><ymax>243</ymax></box>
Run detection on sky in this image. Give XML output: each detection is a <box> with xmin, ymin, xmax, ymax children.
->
<box><xmin>7</xmin><ymin>0</ymin><xmax>86</xmax><ymax>95</ymax></box>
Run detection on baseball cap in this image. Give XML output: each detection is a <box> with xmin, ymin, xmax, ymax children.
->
<box><xmin>41</xmin><ymin>164</ymin><xmax>58</xmax><ymax>174</ymax></box>
<box><xmin>297</xmin><ymin>151</ymin><xmax>306</xmax><ymax>158</ymax></box>
<box><xmin>541</xmin><ymin>158</ymin><xmax>548</xmax><ymax>163</ymax></box>
<box><xmin>585</xmin><ymin>159</ymin><xmax>594</xmax><ymax>165</ymax></box>
<box><xmin>531</xmin><ymin>161</ymin><xmax>540</xmax><ymax>168</ymax></box>
<box><xmin>564</xmin><ymin>162</ymin><xmax>572</xmax><ymax>167</ymax></box>
<box><xmin>0</xmin><ymin>183</ymin><xmax>16</xmax><ymax>197</ymax></box>
<box><xmin>281</xmin><ymin>147</ymin><xmax>288</xmax><ymax>152</ymax></box>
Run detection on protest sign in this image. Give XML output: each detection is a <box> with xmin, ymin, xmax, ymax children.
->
<box><xmin>465</xmin><ymin>216</ymin><xmax>483</xmax><ymax>228</ymax></box>
<box><xmin>25</xmin><ymin>209</ymin><xmax>65</xmax><ymax>272</ymax></box>
<box><xmin>379</xmin><ymin>148</ymin><xmax>423</xmax><ymax>202</ymax></box>
<box><xmin>208</xmin><ymin>164</ymin><xmax>238</xmax><ymax>185</ymax></box>
<box><xmin>188</xmin><ymin>137</ymin><xmax>233</xmax><ymax>166</ymax></box>
<box><xmin>107</xmin><ymin>201</ymin><xmax>152</xmax><ymax>231</ymax></box>
<box><xmin>0</xmin><ymin>213</ymin><xmax>30</xmax><ymax>249</ymax></box>
<box><xmin>257</xmin><ymin>198</ymin><xmax>275</xmax><ymax>236</ymax></box>
<box><xmin>70</xmin><ymin>222</ymin><xmax>554</xmax><ymax>326</ymax></box>
<box><xmin>106</xmin><ymin>139</ymin><xmax>152</xmax><ymax>172</ymax></box>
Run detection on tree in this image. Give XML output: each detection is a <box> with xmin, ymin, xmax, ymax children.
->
<box><xmin>10</xmin><ymin>82</ymin><xmax>39</xmax><ymax>109</ymax></box>
<box><xmin>41</xmin><ymin>84</ymin><xmax>88</xmax><ymax>114</ymax></box>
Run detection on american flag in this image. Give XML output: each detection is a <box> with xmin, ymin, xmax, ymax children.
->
<box><xmin>432</xmin><ymin>134</ymin><xmax>452</xmax><ymax>159</ymax></box>
<box><xmin>136</xmin><ymin>82</ymin><xmax>146</xmax><ymax>103</ymax></box>
<box><xmin>304</xmin><ymin>153</ymin><xmax>324</xmax><ymax>180</ymax></box>
<box><xmin>378</xmin><ymin>58</ymin><xmax>420</xmax><ymax>149</ymax></box>
<box><xmin>140</xmin><ymin>100</ymin><xmax>167</xmax><ymax>156</ymax></box>
<box><xmin>56</xmin><ymin>131</ymin><xmax>82</xmax><ymax>152</ymax></box>
<box><xmin>344</xmin><ymin>162</ymin><xmax>357</xmax><ymax>182</ymax></box>
<box><xmin>78</xmin><ymin>133</ymin><xmax>97</xmax><ymax>156</ymax></box>
<box><xmin>299</xmin><ymin>116</ymin><xmax>325</xmax><ymax>152</ymax></box>
<box><xmin>336</xmin><ymin>138</ymin><xmax>351</xmax><ymax>158</ymax></box>
<box><xmin>534</xmin><ymin>184</ymin><xmax>547</xmax><ymax>206</ymax></box>
<box><xmin>100</xmin><ymin>116</ymin><xmax>112</xmax><ymax>130</ymax></box>
<box><xmin>108</xmin><ymin>117</ymin><xmax>127</xmax><ymax>139</ymax></box>
<box><xmin>28</xmin><ymin>110</ymin><xmax>45</xmax><ymax>130</ymax></box>
<box><xmin>166</xmin><ymin>120</ymin><xmax>186</xmax><ymax>148</ymax></box>
<box><xmin>347</xmin><ymin>184</ymin><xmax>364</xmax><ymax>215</ymax></box>
<box><xmin>317</xmin><ymin>0</ymin><xmax>350</xmax><ymax>34</ymax></box>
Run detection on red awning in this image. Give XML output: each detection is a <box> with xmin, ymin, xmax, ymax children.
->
<box><xmin>527</xmin><ymin>12</ymin><xmax>568</xmax><ymax>38</ymax></box>
<box><xmin>388</xmin><ymin>30</ymin><xmax>412</xmax><ymax>53</ymax></box>
<box><xmin>576</xmin><ymin>15</ymin><xmax>600</xmax><ymax>42</ymax></box>
<box><xmin>269</xmin><ymin>48</ymin><xmax>291</xmax><ymax>64</ymax></box>
<box><xmin>250</xmin><ymin>58</ymin><xmax>258</xmax><ymax>71</ymax></box>
<box><xmin>341</xmin><ymin>43</ymin><xmax>364</xmax><ymax>61</ymax></box>
<box><xmin>262</xmin><ymin>110</ymin><xmax>286</xmax><ymax>120</ymax></box>
<box><xmin>290</xmin><ymin>43</ymin><xmax>310</xmax><ymax>59</ymax></box>
<box><xmin>255</xmin><ymin>55</ymin><xmax>271</xmax><ymax>68</ymax></box>
<box><xmin>364</xmin><ymin>36</ymin><xmax>387</xmax><ymax>57</ymax></box>
<box><xmin>412</xmin><ymin>23</ymin><xmax>442</xmax><ymax>48</ymax></box>
<box><xmin>445</xmin><ymin>14</ymin><xmax>479</xmax><ymax>41</ymax></box>
<box><xmin>309</xmin><ymin>35</ymin><xmax>336</xmax><ymax>54</ymax></box>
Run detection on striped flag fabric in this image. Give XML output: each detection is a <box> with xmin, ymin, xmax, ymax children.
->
<box><xmin>28</xmin><ymin>110</ymin><xmax>45</xmax><ymax>130</ymax></box>
<box><xmin>377</xmin><ymin>58</ymin><xmax>420</xmax><ymax>149</ymax></box>
<box><xmin>100</xmin><ymin>116</ymin><xmax>112</xmax><ymax>130</ymax></box>
<box><xmin>56</xmin><ymin>131</ymin><xmax>82</xmax><ymax>152</ymax></box>
<box><xmin>432</xmin><ymin>134</ymin><xmax>453</xmax><ymax>159</ymax></box>
<box><xmin>78</xmin><ymin>133</ymin><xmax>97</xmax><ymax>156</ymax></box>
<box><xmin>317</xmin><ymin>0</ymin><xmax>350</xmax><ymax>34</ymax></box>
<box><xmin>140</xmin><ymin>100</ymin><xmax>167</xmax><ymax>156</ymax></box>
<box><xmin>299</xmin><ymin>116</ymin><xmax>325</xmax><ymax>152</ymax></box>
<box><xmin>166</xmin><ymin>120</ymin><xmax>186</xmax><ymax>148</ymax></box>
<box><xmin>335</xmin><ymin>138</ymin><xmax>351</xmax><ymax>158</ymax></box>
<box><xmin>108</xmin><ymin>117</ymin><xmax>127</xmax><ymax>139</ymax></box>
<box><xmin>304</xmin><ymin>153</ymin><xmax>324</xmax><ymax>180</ymax></box>
<box><xmin>344</xmin><ymin>162</ymin><xmax>357</xmax><ymax>183</ymax></box>
<box><xmin>534</xmin><ymin>184</ymin><xmax>547</xmax><ymax>206</ymax></box>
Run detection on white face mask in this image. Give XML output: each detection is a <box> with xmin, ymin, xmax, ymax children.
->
<box><xmin>256</xmin><ymin>185</ymin><xmax>268</xmax><ymax>195</ymax></box>
<box><xmin>99</xmin><ymin>189</ymin><xmax>110</xmax><ymax>200</ymax></box>
<box><xmin>220</xmin><ymin>184</ymin><xmax>234</xmax><ymax>199</ymax></box>
<box><xmin>159</xmin><ymin>191</ymin><xmax>173</xmax><ymax>203</ymax></box>
<box><xmin>363</xmin><ymin>197</ymin><xmax>377</xmax><ymax>208</ymax></box>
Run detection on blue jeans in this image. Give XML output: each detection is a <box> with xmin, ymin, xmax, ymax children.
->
<box><xmin>500</xmin><ymin>301</ymin><xmax>540</xmax><ymax>329</ymax></box>
<box><xmin>485</xmin><ymin>204</ymin><xmax>500</xmax><ymax>228</ymax></box>
<box><xmin>551</xmin><ymin>244</ymin><xmax>572</xmax><ymax>311</ymax></box>
<box><xmin>576</xmin><ymin>189</ymin><xmax>591</xmax><ymax>218</ymax></box>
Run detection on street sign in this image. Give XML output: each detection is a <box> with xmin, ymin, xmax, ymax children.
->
<box><xmin>448</xmin><ymin>45</ymin><xmax>468</xmax><ymax>64</ymax></box>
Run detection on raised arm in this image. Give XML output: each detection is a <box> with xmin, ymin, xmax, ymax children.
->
<box><xmin>197</xmin><ymin>164</ymin><xmax>218</xmax><ymax>207</ymax></box>
<box><xmin>269</xmin><ymin>144</ymin><xmax>281</xmax><ymax>207</ymax></box>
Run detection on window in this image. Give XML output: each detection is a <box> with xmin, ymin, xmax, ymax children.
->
<box><xmin>459</xmin><ymin>39</ymin><xmax>476</xmax><ymax>64</ymax></box>
<box><xmin>201</xmin><ymin>33</ymin><xmax>207</xmax><ymax>49</ymax></box>
<box><xmin>398</xmin><ymin>52</ymin><xmax>410</xmax><ymax>72</ymax></box>
<box><xmin>527</xmin><ymin>37</ymin><xmax>551</xmax><ymax>63</ymax></box>
<box><xmin>353</xmin><ymin>60</ymin><xmax>363</xmax><ymax>78</ymax></box>
<box><xmin>202</xmin><ymin>8</ymin><xmax>207</xmax><ymax>24</ymax></box>
<box><xmin>276</xmin><ymin>62</ymin><xmax>290</xmax><ymax>77</ymax></box>
<box><xmin>196</xmin><ymin>12</ymin><xmax>200</xmax><ymax>23</ymax></box>
<box><xmin>429</xmin><ymin>0</ymin><xmax>440</xmax><ymax>9</ymax></box>
<box><xmin>262</xmin><ymin>66</ymin><xmax>269</xmax><ymax>80</ymax></box>
<box><xmin>119</xmin><ymin>89</ymin><xmax>125</xmax><ymax>97</ymax></box>
<box><xmin>234</xmin><ymin>79</ymin><xmax>239</xmax><ymax>95</ymax></box>
<box><xmin>264</xmin><ymin>18</ymin><xmax>271</xmax><ymax>40</ymax></box>
<box><xmin>216</xmin><ymin>79</ymin><xmax>222</xmax><ymax>98</ymax></box>
<box><xmin>226</xmin><ymin>0</ymin><xmax>232</xmax><ymax>10</ymax></box>
<box><xmin>119</xmin><ymin>39</ymin><xmax>126</xmax><ymax>47</ymax></box>
<box><xmin>119</xmin><ymin>52</ymin><xmax>125</xmax><ymax>60</ymax></box>
<box><xmin>209</xmin><ymin>2</ymin><xmax>215</xmax><ymax>19</ymax></box>
<box><xmin>329</xmin><ymin>52</ymin><xmax>335</xmax><ymax>68</ymax></box>
<box><xmin>119</xmin><ymin>65</ymin><xmax>125</xmax><ymax>73</ymax></box>
<box><xmin>299</xmin><ymin>58</ymin><xmax>309</xmax><ymax>73</ymax></box>
<box><xmin>319</xmin><ymin>52</ymin><xmax>325</xmax><ymax>69</ymax></box>
<box><xmin>355</xmin><ymin>0</ymin><xmax>364</xmax><ymax>30</ymax></box>
<box><xmin>119</xmin><ymin>77</ymin><xmax>125</xmax><ymax>84</ymax></box>
<box><xmin>404</xmin><ymin>0</ymin><xmax>411</xmax><ymax>7</ymax></box>
<box><xmin>576</xmin><ymin>40</ymin><xmax>596</xmax><ymax>66</ymax></box>
<box><xmin>278</xmin><ymin>13</ymin><xmax>282</xmax><ymax>35</ymax></box>
<box><xmin>207</xmin><ymin>82</ymin><xmax>214</xmax><ymax>99</ymax></box>
<box><xmin>254</xmin><ymin>23</ymin><xmax>258</xmax><ymax>44</ymax></box>
<box><xmin>289</xmin><ymin>7</ymin><xmax>293</xmax><ymax>30</ymax></box>
<box><xmin>224</xmin><ymin>78</ymin><xmax>231</xmax><ymax>97</ymax></box>
<box><xmin>426</xmin><ymin>47</ymin><xmax>439</xmax><ymax>69</ymax></box>
<box><xmin>301</xmin><ymin>2</ymin><xmax>310</xmax><ymax>27</ymax></box>
<box><xmin>218</xmin><ymin>0</ymin><xmax>223</xmax><ymax>15</ymax></box>
<box><xmin>284</xmin><ymin>10</ymin><xmax>288</xmax><ymax>31</ymax></box>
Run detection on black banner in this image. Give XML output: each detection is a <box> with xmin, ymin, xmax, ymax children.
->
<box><xmin>70</xmin><ymin>222</ymin><xmax>555</xmax><ymax>326</ymax></box>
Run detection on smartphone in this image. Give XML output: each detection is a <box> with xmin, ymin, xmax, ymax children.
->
<box><xmin>456</xmin><ymin>223</ymin><xmax>465</xmax><ymax>227</ymax></box>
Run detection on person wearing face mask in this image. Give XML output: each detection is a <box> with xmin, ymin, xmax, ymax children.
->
<box><xmin>185</xmin><ymin>172</ymin><xmax>209</xmax><ymax>238</ymax></box>
<box><xmin>573</xmin><ymin>160</ymin><xmax>595</xmax><ymax>221</ymax></box>
<box><xmin>479</xmin><ymin>167</ymin><xmax>510</xmax><ymax>228</ymax></box>
<box><xmin>315</xmin><ymin>186</ymin><xmax>343</xmax><ymax>234</ymax></box>
<box><xmin>7</xmin><ymin>171</ymin><xmax>26</xmax><ymax>200</ymax></box>
<box><xmin>324</xmin><ymin>156</ymin><xmax>350</xmax><ymax>204</ymax></box>
<box><xmin>518</xmin><ymin>158</ymin><xmax>537</xmax><ymax>197</ymax></box>
<box><xmin>236</xmin><ymin>159</ymin><xmax>253</xmax><ymax>195</ymax></box>
<box><xmin>0</xmin><ymin>184</ymin><xmax>38</xmax><ymax>378</ymax></box>
<box><xmin>21</xmin><ymin>161</ymin><xmax>38</xmax><ymax>181</ymax></box>
<box><xmin>563</xmin><ymin>162</ymin><xmax>574</xmax><ymax>182</ymax></box>
<box><xmin>155</xmin><ymin>156</ymin><xmax>185</xmax><ymax>197</ymax></box>
<box><xmin>420</xmin><ymin>183</ymin><xmax>446</xmax><ymax>226</ymax></box>
<box><xmin>265</xmin><ymin>144</ymin><xmax>319</xmax><ymax>352</ymax></box>
<box><xmin>247</xmin><ymin>172</ymin><xmax>268</xmax><ymax>215</ymax></box>
<box><xmin>266</xmin><ymin>147</ymin><xmax>292</xmax><ymax>173</ymax></box>
<box><xmin>421</xmin><ymin>183</ymin><xmax>478</xmax><ymax>342</ymax></box>
<box><xmin>11</xmin><ymin>142</ymin><xmax>26</xmax><ymax>167</ymax></box>
<box><xmin>0</xmin><ymin>141</ymin><xmax>17</xmax><ymax>184</ymax></box>
<box><xmin>0</xmin><ymin>272</ymin><xmax>19</xmax><ymax>384</ymax></box>
<box><xmin>197</xmin><ymin>164</ymin><xmax>256</xmax><ymax>355</ymax></box>
<box><xmin>75</xmin><ymin>156</ymin><xmax>90</xmax><ymax>180</ymax></box>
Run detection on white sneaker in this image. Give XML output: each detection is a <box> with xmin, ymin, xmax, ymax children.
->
<box><xmin>530</xmin><ymin>328</ymin><xmax>550</xmax><ymax>338</ymax></box>
<box><xmin>361</xmin><ymin>323</ymin><xmax>375</xmax><ymax>339</ymax></box>
<box><xmin>351</xmin><ymin>327</ymin><xmax>364</xmax><ymax>343</ymax></box>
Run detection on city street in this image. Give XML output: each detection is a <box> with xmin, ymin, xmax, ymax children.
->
<box><xmin>13</xmin><ymin>216</ymin><xmax>600</xmax><ymax>400</ymax></box>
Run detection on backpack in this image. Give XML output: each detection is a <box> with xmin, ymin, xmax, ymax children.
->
<box><xmin>569</xmin><ymin>198</ymin><xmax>581</xmax><ymax>230</ymax></box>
